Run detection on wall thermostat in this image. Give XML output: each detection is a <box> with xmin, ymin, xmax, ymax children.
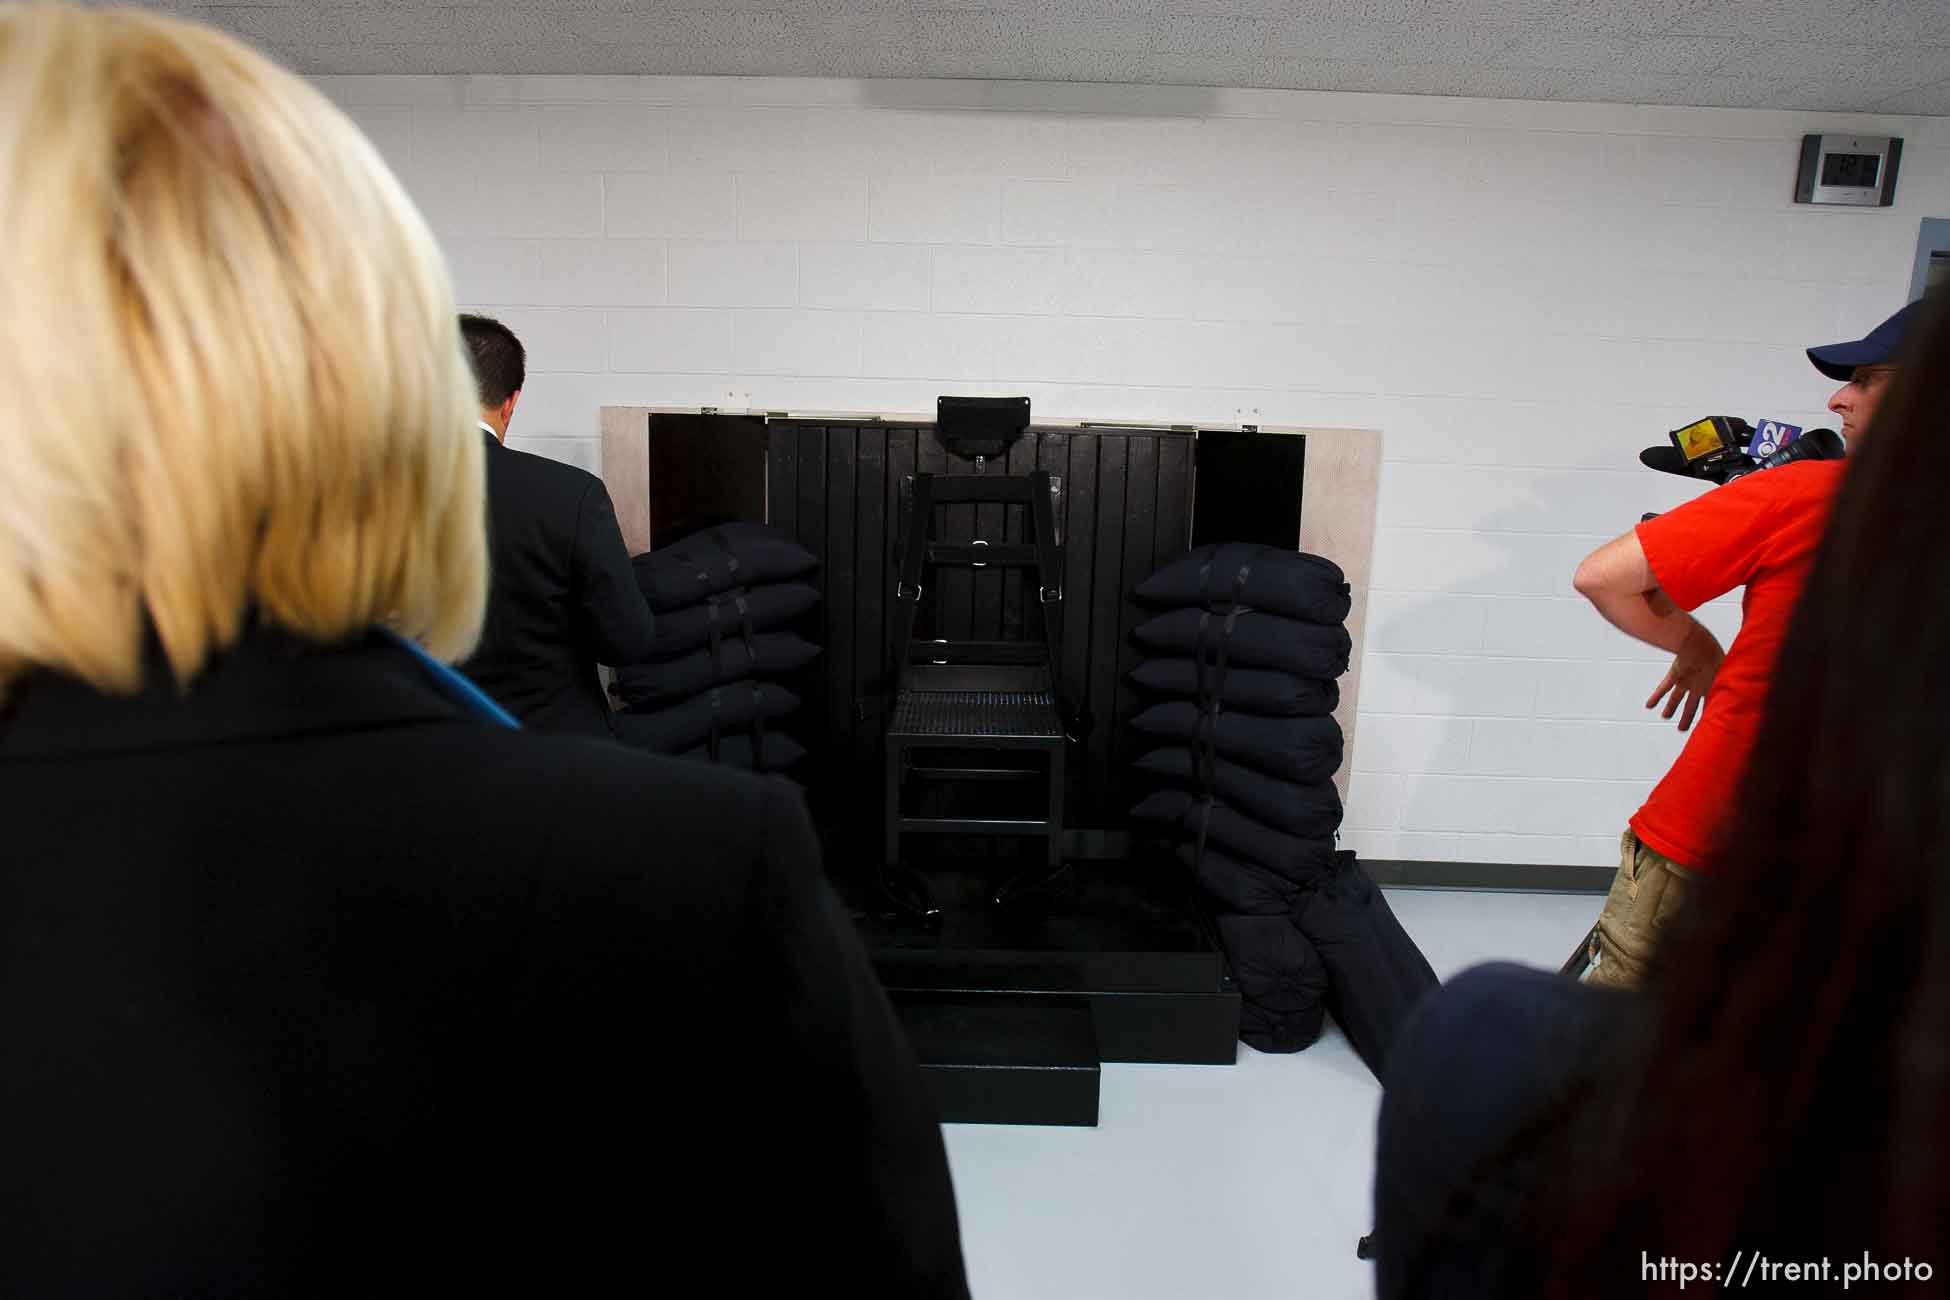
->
<box><xmin>1796</xmin><ymin>133</ymin><xmax>1901</xmax><ymax>206</ymax></box>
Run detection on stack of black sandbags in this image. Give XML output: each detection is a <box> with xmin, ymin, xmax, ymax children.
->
<box><xmin>1125</xmin><ymin>542</ymin><xmax>1436</xmax><ymax>1075</ymax></box>
<box><xmin>609</xmin><ymin>522</ymin><xmax>819</xmax><ymax>774</ymax></box>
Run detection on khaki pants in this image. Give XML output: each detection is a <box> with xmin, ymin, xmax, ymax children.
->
<box><xmin>1578</xmin><ymin>830</ymin><xmax>1697</xmax><ymax>990</ymax></box>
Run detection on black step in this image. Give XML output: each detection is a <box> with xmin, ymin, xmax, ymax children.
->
<box><xmin>895</xmin><ymin>994</ymin><xmax>1099</xmax><ymax>1127</ymax></box>
<box><xmin>856</xmin><ymin>856</ymin><xmax>1242</xmax><ymax>1065</ymax></box>
<box><xmin>879</xmin><ymin>958</ymin><xmax>1239</xmax><ymax>1065</ymax></box>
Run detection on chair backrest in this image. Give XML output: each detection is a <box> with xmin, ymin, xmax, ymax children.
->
<box><xmin>891</xmin><ymin>470</ymin><xmax>1067</xmax><ymax>693</ymax></box>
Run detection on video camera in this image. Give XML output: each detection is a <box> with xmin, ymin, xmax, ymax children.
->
<box><xmin>1640</xmin><ymin>416</ymin><xmax>1845</xmax><ymax>486</ymax></box>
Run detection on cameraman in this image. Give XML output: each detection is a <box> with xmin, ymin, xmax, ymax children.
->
<box><xmin>1567</xmin><ymin>300</ymin><xmax>1919</xmax><ymax>989</ymax></box>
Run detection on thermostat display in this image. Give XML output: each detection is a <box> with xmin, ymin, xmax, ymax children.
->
<box><xmin>1797</xmin><ymin>133</ymin><xmax>1901</xmax><ymax>207</ymax></box>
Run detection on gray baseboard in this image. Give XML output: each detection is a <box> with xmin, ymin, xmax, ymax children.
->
<box><xmin>1069</xmin><ymin>829</ymin><xmax>1613</xmax><ymax>893</ymax></box>
<box><xmin>1365</xmin><ymin>859</ymin><xmax>1613</xmax><ymax>894</ymax></box>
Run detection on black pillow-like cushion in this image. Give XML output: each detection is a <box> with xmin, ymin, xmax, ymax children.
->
<box><xmin>1129</xmin><ymin>702</ymin><xmax>1343</xmax><ymax>785</ymax></box>
<box><xmin>1215</xmin><ymin>914</ymin><xmax>1328</xmax><ymax>1053</ymax></box>
<box><xmin>677</xmin><ymin>732</ymin><xmax>808</xmax><ymax>773</ymax></box>
<box><xmin>1133</xmin><ymin>748</ymin><xmax>1342</xmax><ymax>839</ymax></box>
<box><xmin>1130</xmin><ymin>790</ymin><xmax>1335</xmax><ymax>882</ymax></box>
<box><xmin>1132</xmin><ymin>607</ymin><xmax>1351</xmax><ymax>680</ymax></box>
<box><xmin>1291</xmin><ymin>851</ymin><xmax>1441</xmax><ymax>1079</ymax></box>
<box><xmin>610</xmin><ymin>633</ymin><xmax>820</xmax><ymax>708</ymax></box>
<box><xmin>612</xmin><ymin>681</ymin><xmax>801</xmax><ymax>755</ymax></box>
<box><xmin>1136</xmin><ymin>543</ymin><xmax>1350</xmax><ymax>626</ymax></box>
<box><xmin>642</xmin><ymin>582</ymin><xmax>820</xmax><ymax>660</ymax></box>
<box><xmin>1174</xmin><ymin>842</ymin><xmax>1300</xmax><ymax>918</ymax></box>
<box><xmin>1237</xmin><ymin>1000</ymin><xmax>1328</xmax><ymax>1055</ymax></box>
<box><xmin>1129</xmin><ymin>657</ymin><xmax>1338</xmax><ymax>716</ymax></box>
<box><xmin>632</xmin><ymin>523</ymin><xmax>819</xmax><ymax>613</ymax></box>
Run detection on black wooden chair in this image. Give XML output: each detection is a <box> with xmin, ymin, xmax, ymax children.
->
<box><xmin>881</xmin><ymin>466</ymin><xmax>1071</xmax><ymax>918</ymax></box>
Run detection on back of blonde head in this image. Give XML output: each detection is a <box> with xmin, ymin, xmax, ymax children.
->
<box><xmin>0</xmin><ymin>4</ymin><xmax>484</xmax><ymax>704</ymax></box>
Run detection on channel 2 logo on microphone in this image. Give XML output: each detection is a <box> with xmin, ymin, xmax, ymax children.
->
<box><xmin>1747</xmin><ymin>420</ymin><xmax>1802</xmax><ymax>458</ymax></box>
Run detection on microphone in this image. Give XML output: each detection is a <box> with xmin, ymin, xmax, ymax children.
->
<box><xmin>1723</xmin><ymin>426</ymin><xmax>1844</xmax><ymax>480</ymax></box>
<box><xmin>1772</xmin><ymin>425</ymin><xmax>1842</xmax><ymax>464</ymax></box>
<box><xmin>1639</xmin><ymin>445</ymin><xmax>1692</xmax><ymax>477</ymax></box>
<box><xmin>1746</xmin><ymin>419</ymin><xmax>1802</xmax><ymax>458</ymax></box>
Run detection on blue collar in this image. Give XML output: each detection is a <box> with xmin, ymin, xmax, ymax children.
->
<box><xmin>379</xmin><ymin>629</ymin><xmax>519</xmax><ymax>729</ymax></box>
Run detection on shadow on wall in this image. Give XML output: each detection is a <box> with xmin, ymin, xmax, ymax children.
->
<box><xmin>1356</xmin><ymin>457</ymin><xmax>1753</xmax><ymax>865</ymax></box>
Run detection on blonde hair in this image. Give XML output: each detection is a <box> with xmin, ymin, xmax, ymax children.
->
<box><xmin>0</xmin><ymin>4</ymin><xmax>485</xmax><ymax>704</ymax></box>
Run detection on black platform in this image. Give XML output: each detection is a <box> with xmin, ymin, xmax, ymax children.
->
<box><xmin>895</xmin><ymin>995</ymin><xmax>1099</xmax><ymax>1127</ymax></box>
<box><xmin>848</xmin><ymin>849</ymin><xmax>1240</xmax><ymax>1125</ymax></box>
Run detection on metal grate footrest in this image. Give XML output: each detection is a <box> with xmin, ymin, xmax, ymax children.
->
<box><xmin>889</xmin><ymin>689</ymin><xmax>1063</xmax><ymax>742</ymax></box>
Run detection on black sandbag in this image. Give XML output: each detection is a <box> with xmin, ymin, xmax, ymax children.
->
<box><xmin>1129</xmin><ymin>702</ymin><xmax>1343</xmax><ymax>785</ymax></box>
<box><xmin>1134</xmin><ymin>748</ymin><xmax>1343</xmax><ymax>839</ymax></box>
<box><xmin>612</xmin><ymin>681</ymin><xmax>801</xmax><ymax>755</ymax></box>
<box><xmin>632</xmin><ymin>522</ymin><xmax>818</xmax><ymax>613</ymax></box>
<box><xmin>1239</xmin><ymin>1000</ymin><xmax>1328</xmax><ymax>1056</ymax></box>
<box><xmin>1131</xmin><ymin>789</ymin><xmax>1335</xmax><ymax>882</ymax></box>
<box><xmin>1291</xmin><ymin>850</ymin><xmax>1440</xmax><ymax>1080</ymax></box>
<box><xmin>1133</xmin><ymin>607</ymin><xmax>1351</xmax><ymax>679</ymax></box>
<box><xmin>610</xmin><ymin>633</ymin><xmax>819</xmax><ymax>708</ymax></box>
<box><xmin>643</xmin><ymin>582</ymin><xmax>819</xmax><ymax>660</ymax></box>
<box><xmin>1129</xmin><ymin>657</ymin><xmax>1339</xmax><ymax>717</ymax></box>
<box><xmin>1137</xmin><ymin>543</ymin><xmax>1351</xmax><ymax>626</ymax></box>
<box><xmin>1216</xmin><ymin>913</ymin><xmax>1327</xmax><ymax>1053</ymax></box>
<box><xmin>677</xmin><ymin>732</ymin><xmax>808</xmax><ymax>772</ymax></box>
<box><xmin>1174</xmin><ymin>842</ymin><xmax>1300</xmax><ymax>917</ymax></box>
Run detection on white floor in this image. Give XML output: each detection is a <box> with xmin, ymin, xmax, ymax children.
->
<box><xmin>940</xmin><ymin>888</ymin><xmax>1604</xmax><ymax>1300</ymax></box>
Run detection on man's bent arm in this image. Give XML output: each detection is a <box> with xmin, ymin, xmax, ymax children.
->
<box><xmin>1575</xmin><ymin>529</ymin><xmax>1725</xmax><ymax>731</ymax></box>
<box><xmin>1573</xmin><ymin>530</ymin><xmax>1702</xmax><ymax>653</ymax></box>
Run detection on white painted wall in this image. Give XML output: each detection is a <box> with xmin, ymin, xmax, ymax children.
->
<box><xmin>313</xmin><ymin>72</ymin><xmax>1948</xmax><ymax>864</ymax></box>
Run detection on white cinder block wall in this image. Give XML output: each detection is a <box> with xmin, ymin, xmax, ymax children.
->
<box><xmin>313</xmin><ymin>72</ymin><xmax>1948</xmax><ymax>865</ymax></box>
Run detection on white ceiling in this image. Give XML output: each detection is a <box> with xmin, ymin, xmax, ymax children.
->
<box><xmin>124</xmin><ymin>0</ymin><xmax>1950</xmax><ymax>113</ymax></box>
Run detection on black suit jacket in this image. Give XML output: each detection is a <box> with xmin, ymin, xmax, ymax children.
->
<box><xmin>461</xmin><ymin>431</ymin><xmax>654</xmax><ymax>736</ymax></box>
<box><xmin>0</xmin><ymin>632</ymin><xmax>969</xmax><ymax>1298</ymax></box>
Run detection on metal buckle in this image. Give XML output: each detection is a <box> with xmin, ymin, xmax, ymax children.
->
<box><xmin>896</xmin><ymin>581</ymin><xmax>924</xmax><ymax>601</ymax></box>
<box><xmin>970</xmin><ymin>538</ymin><xmax>989</xmax><ymax>568</ymax></box>
<box><xmin>1039</xmin><ymin>585</ymin><xmax>1063</xmax><ymax>604</ymax></box>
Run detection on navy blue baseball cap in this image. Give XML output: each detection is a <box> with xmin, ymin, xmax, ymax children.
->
<box><xmin>1807</xmin><ymin>300</ymin><xmax>1924</xmax><ymax>380</ymax></box>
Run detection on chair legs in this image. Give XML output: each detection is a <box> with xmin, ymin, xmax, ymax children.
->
<box><xmin>884</xmin><ymin>735</ymin><xmax>1067</xmax><ymax>917</ymax></box>
<box><xmin>881</xmin><ymin>736</ymin><xmax>942</xmax><ymax>922</ymax></box>
<box><xmin>879</xmin><ymin>861</ymin><xmax>943</xmax><ymax>922</ymax></box>
<box><xmin>990</xmin><ymin>743</ymin><xmax>1066</xmax><ymax>909</ymax></box>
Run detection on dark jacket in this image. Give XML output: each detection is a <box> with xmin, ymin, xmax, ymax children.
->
<box><xmin>0</xmin><ymin>631</ymin><xmax>969</xmax><ymax>1298</ymax></box>
<box><xmin>461</xmin><ymin>430</ymin><xmax>655</xmax><ymax>736</ymax></box>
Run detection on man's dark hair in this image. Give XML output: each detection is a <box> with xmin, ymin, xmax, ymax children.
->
<box><xmin>459</xmin><ymin>313</ymin><xmax>525</xmax><ymax>409</ymax></box>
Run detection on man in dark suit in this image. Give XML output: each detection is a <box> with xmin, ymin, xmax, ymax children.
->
<box><xmin>458</xmin><ymin>314</ymin><xmax>654</xmax><ymax>735</ymax></box>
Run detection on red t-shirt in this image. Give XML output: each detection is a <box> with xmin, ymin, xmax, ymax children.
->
<box><xmin>1629</xmin><ymin>460</ymin><xmax>1846</xmax><ymax>870</ymax></box>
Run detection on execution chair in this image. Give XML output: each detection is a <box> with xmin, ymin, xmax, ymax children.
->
<box><xmin>880</xmin><ymin>399</ymin><xmax>1074</xmax><ymax>919</ymax></box>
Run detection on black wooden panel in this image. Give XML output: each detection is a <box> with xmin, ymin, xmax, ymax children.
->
<box><xmin>826</xmin><ymin>427</ymin><xmax>858</xmax><ymax>763</ymax></box>
<box><xmin>1155</xmin><ymin>434</ymin><xmax>1193</xmax><ymax>576</ymax></box>
<box><xmin>1192</xmin><ymin>429</ymin><xmax>1306</xmax><ymax>549</ymax></box>
<box><xmin>767</xmin><ymin>422</ymin><xmax>797</xmax><ymax>539</ymax></box>
<box><xmin>796</xmin><ymin>427</ymin><xmax>829</xmax><ymax>755</ymax></box>
<box><xmin>853</xmin><ymin>427</ymin><xmax>889</xmax><ymax>765</ymax></box>
<box><xmin>1115</xmin><ymin>436</ymin><xmax>1160</xmax><ymax>806</ymax></box>
<box><xmin>646</xmin><ymin>413</ymin><xmax>770</xmax><ymax>550</ymax></box>
<box><xmin>1085</xmin><ymin>436</ymin><xmax>1128</xmax><ymax>816</ymax></box>
<box><xmin>885</xmin><ymin>427</ymin><xmax>919</xmax><ymax>676</ymax></box>
<box><xmin>1056</xmin><ymin>432</ymin><xmax>1095</xmax><ymax>763</ymax></box>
